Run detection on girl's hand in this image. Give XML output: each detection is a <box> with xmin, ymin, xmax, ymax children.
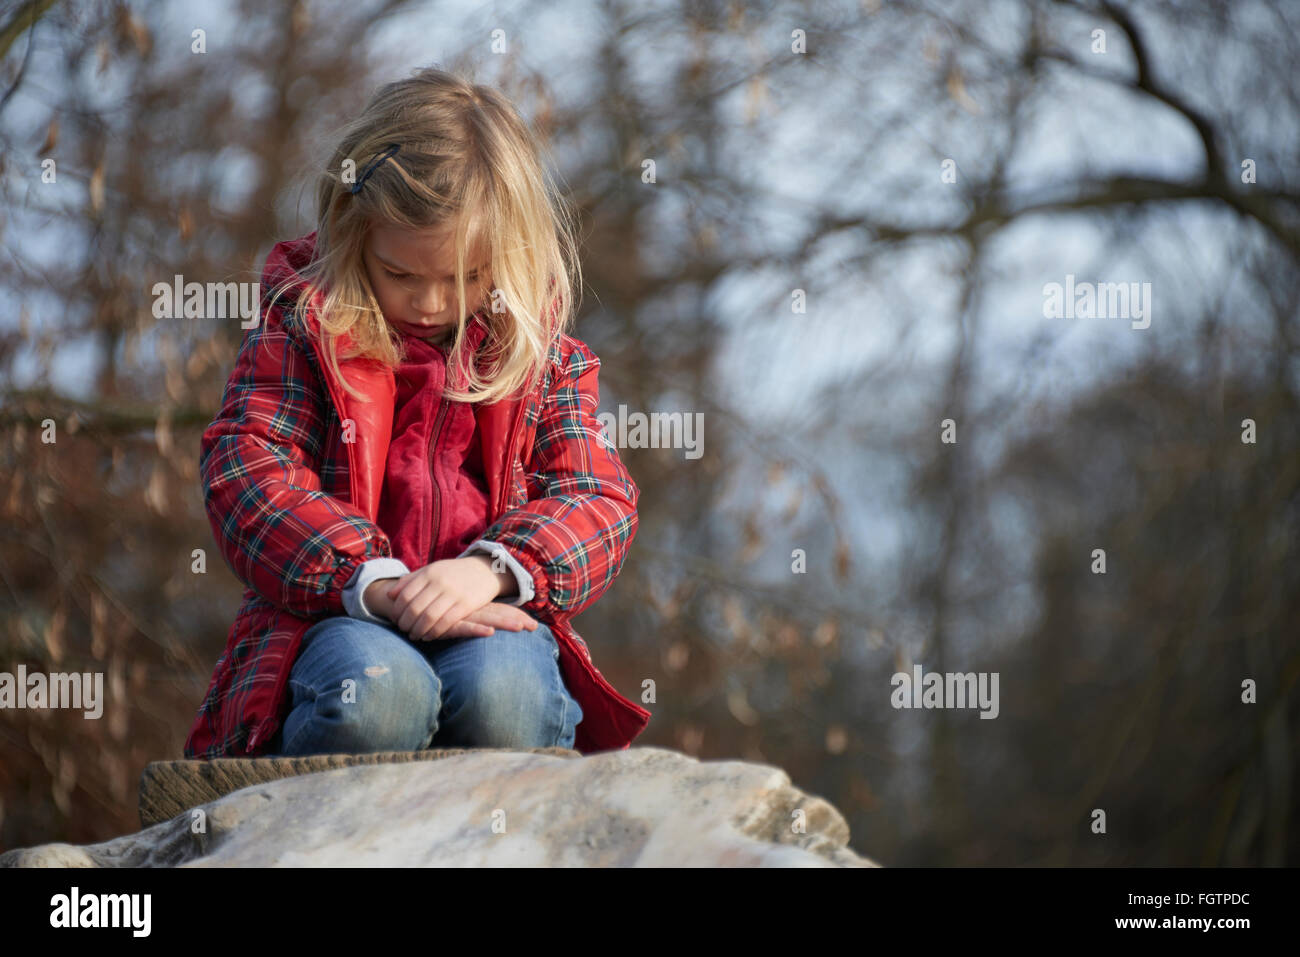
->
<box><xmin>380</xmin><ymin>558</ymin><xmax>532</xmax><ymax>641</ymax></box>
<box><xmin>365</xmin><ymin>579</ymin><xmax>535</xmax><ymax>639</ymax></box>
<box><xmin>456</xmin><ymin>601</ymin><xmax>542</xmax><ymax>636</ymax></box>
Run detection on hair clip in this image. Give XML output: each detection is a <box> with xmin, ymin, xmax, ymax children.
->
<box><xmin>349</xmin><ymin>144</ymin><xmax>401</xmax><ymax>195</ymax></box>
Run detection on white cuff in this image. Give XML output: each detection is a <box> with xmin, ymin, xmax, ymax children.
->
<box><xmin>342</xmin><ymin>557</ymin><xmax>412</xmax><ymax>624</ymax></box>
<box><xmin>457</xmin><ymin>539</ymin><xmax>535</xmax><ymax>606</ymax></box>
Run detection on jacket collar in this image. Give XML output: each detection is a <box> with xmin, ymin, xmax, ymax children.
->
<box><xmin>263</xmin><ymin>232</ymin><xmax>528</xmax><ymax>524</ymax></box>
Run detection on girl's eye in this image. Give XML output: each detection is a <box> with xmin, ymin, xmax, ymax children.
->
<box><xmin>383</xmin><ymin>269</ymin><xmax>479</xmax><ymax>282</ymax></box>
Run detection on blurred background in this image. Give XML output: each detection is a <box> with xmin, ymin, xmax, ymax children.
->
<box><xmin>0</xmin><ymin>0</ymin><xmax>1296</xmax><ymax>865</ymax></box>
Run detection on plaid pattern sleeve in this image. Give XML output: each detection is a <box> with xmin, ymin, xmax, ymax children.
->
<box><xmin>478</xmin><ymin>339</ymin><xmax>640</xmax><ymax>620</ymax></box>
<box><xmin>199</xmin><ymin>303</ymin><xmax>394</xmax><ymax>618</ymax></box>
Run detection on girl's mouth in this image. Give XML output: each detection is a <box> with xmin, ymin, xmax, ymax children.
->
<box><xmin>399</xmin><ymin>321</ymin><xmax>450</xmax><ymax>337</ymax></box>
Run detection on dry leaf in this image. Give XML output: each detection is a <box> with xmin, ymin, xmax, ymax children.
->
<box><xmin>781</xmin><ymin>485</ymin><xmax>804</xmax><ymax>522</ymax></box>
<box><xmin>812</xmin><ymin>618</ymin><xmax>837</xmax><ymax>647</ymax></box>
<box><xmin>291</xmin><ymin>0</ymin><xmax>311</xmax><ymax>38</ymax></box>
<box><xmin>154</xmin><ymin>410</ymin><xmax>173</xmax><ymax>457</ymax></box>
<box><xmin>739</xmin><ymin>512</ymin><xmax>763</xmax><ymax>563</ymax></box>
<box><xmin>834</xmin><ymin>539</ymin><xmax>852</xmax><ymax>580</ymax></box>
<box><xmin>125</xmin><ymin>11</ymin><xmax>152</xmax><ymax>56</ymax></box>
<box><xmin>923</xmin><ymin>32</ymin><xmax>942</xmax><ymax>65</ymax></box>
<box><xmin>678</xmin><ymin>724</ymin><xmax>705</xmax><ymax>755</ymax></box>
<box><xmin>144</xmin><ymin>462</ymin><xmax>168</xmax><ymax>513</ymax></box>
<box><xmin>744</xmin><ymin>74</ymin><xmax>769</xmax><ymax>125</ymax></box>
<box><xmin>89</xmin><ymin>162</ymin><xmax>105</xmax><ymax>214</ymax></box>
<box><xmin>727</xmin><ymin>687</ymin><xmax>760</xmax><ymax>726</ymax></box>
<box><xmin>37</xmin><ymin>117</ymin><xmax>59</xmax><ymax>156</ymax></box>
<box><xmin>825</xmin><ymin>724</ymin><xmax>848</xmax><ymax>754</ymax></box>
<box><xmin>90</xmin><ymin>592</ymin><xmax>108</xmax><ymax>660</ymax></box>
<box><xmin>721</xmin><ymin>593</ymin><xmax>749</xmax><ymax>642</ymax></box>
<box><xmin>946</xmin><ymin>65</ymin><xmax>982</xmax><ymax>115</ymax></box>
<box><xmin>44</xmin><ymin>605</ymin><xmax>66</xmax><ymax>665</ymax></box>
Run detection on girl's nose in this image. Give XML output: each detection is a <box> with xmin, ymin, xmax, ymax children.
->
<box><xmin>410</xmin><ymin>281</ymin><xmax>451</xmax><ymax>316</ymax></box>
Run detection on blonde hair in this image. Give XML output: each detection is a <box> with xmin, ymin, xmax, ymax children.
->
<box><xmin>268</xmin><ymin>66</ymin><xmax>582</xmax><ymax>405</ymax></box>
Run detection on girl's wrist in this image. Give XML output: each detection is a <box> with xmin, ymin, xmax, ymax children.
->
<box><xmin>363</xmin><ymin>579</ymin><xmax>396</xmax><ymax>619</ymax></box>
<box><xmin>465</xmin><ymin>553</ymin><xmax>517</xmax><ymax>599</ymax></box>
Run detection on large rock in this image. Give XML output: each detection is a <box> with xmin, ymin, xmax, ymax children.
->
<box><xmin>0</xmin><ymin>747</ymin><xmax>877</xmax><ymax>867</ymax></box>
<box><xmin>135</xmin><ymin>746</ymin><xmax>579</xmax><ymax>827</ymax></box>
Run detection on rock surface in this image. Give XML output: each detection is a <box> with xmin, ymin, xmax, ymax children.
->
<box><xmin>1</xmin><ymin>746</ymin><xmax>877</xmax><ymax>867</ymax></box>
<box><xmin>136</xmin><ymin>746</ymin><xmax>578</xmax><ymax>827</ymax></box>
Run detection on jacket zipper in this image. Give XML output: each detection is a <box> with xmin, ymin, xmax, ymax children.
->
<box><xmin>498</xmin><ymin>396</ymin><xmax>526</xmax><ymax>516</ymax></box>
<box><xmin>427</xmin><ymin>393</ymin><xmax>450</xmax><ymax>560</ymax></box>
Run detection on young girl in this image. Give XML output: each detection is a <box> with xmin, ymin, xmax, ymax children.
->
<box><xmin>184</xmin><ymin>68</ymin><xmax>651</xmax><ymax>759</ymax></box>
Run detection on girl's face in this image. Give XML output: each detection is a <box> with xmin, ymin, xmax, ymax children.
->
<box><xmin>363</xmin><ymin>221</ymin><xmax>493</xmax><ymax>341</ymax></box>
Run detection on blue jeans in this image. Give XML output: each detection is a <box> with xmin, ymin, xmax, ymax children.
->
<box><xmin>267</xmin><ymin>616</ymin><xmax>583</xmax><ymax>755</ymax></box>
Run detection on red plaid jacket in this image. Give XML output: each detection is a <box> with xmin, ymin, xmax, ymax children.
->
<box><xmin>183</xmin><ymin>232</ymin><xmax>651</xmax><ymax>758</ymax></box>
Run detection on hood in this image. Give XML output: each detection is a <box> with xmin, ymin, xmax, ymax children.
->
<box><xmin>257</xmin><ymin>230</ymin><xmax>526</xmax><ymax>525</ymax></box>
<box><xmin>261</xmin><ymin>230</ymin><xmax>319</xmax><ymax>299</ymax></box>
